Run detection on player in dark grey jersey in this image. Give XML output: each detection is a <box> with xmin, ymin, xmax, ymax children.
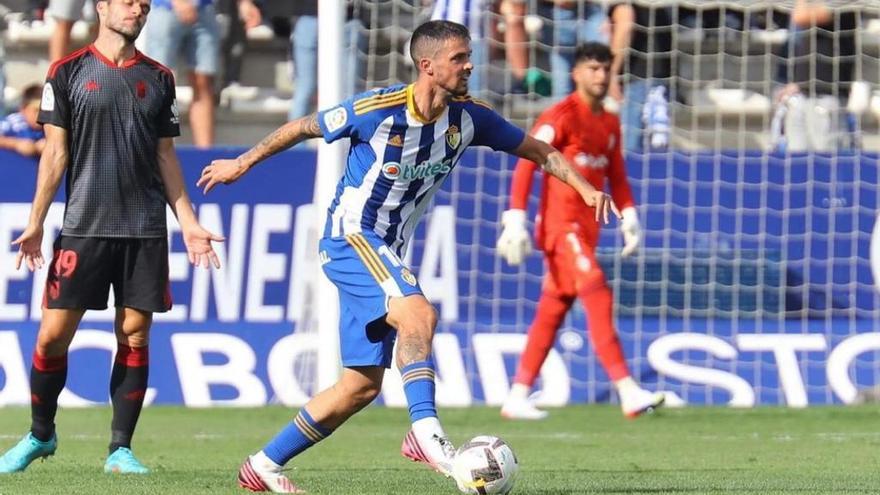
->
<box><xmin>0</xmin><ymin>0</ymin><xmax>223</xmax><ymax>475</ymax></box>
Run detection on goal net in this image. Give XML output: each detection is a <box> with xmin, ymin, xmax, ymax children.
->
<box><xmin>335</xmin><ymin>0</ymin><xmax>880</xmax><ymax>407</ymax></box>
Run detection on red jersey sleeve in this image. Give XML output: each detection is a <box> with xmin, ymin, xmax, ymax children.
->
<box><xmin>509</xmin><ymin>114</ymin><xmax>565</xmax><ymax>210</ymax></box>
<box><xmin>606</xmin><ymin>121</ymin><xmax>636</xmax><ymax>210</ymax></box>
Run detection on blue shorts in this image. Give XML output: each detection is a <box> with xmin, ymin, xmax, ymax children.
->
<box><xmin>319</xmin><ymin>232</ymin><xmax>423</xmax><ymax>368</ymax></box>
<box><xmin>144</xmin><ymin>5</ymin><xmax>220</xmax><ymax>75</ymax></box>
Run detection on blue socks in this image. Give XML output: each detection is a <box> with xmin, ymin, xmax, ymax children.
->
<box><xmin>401</xmin><ymin>360</ymin><xmax>438</xmax><ymax>422</ymax></box>
<box><xmin>263</xmin><ymin>408</ymin><xmax>332</xmax><ymax>466</ymax></box>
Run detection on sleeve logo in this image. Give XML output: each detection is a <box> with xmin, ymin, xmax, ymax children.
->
<box><xmin>533</xmin><ymin>124</ymin><xmax>555</xmax><ymax>144</ymax></box>
<box><xmin>40</xmin><ymin>83</ymin><xmax>55</xmax><ymax>112</ymax></box>
<box><xmin>170</xmin><ymin>99</ymin><xmax>180</xmax><ymax>124</ymax></box>
<box><xmin>324</xmin><ymin>107</ymin><xmax>348</xmax><ymax>133</ymax></box>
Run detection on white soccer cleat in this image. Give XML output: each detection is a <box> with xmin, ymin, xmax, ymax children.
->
<box><xmin>500</xmin><ymin>395</ymin><xmax>549</xmax><ymax>420</ymax></box>
<box><xmin>237</xmin><ymin>454</ymin><xmax>304</xmax><ymax>493</ymax></box>
<box><xmin>620</xmin><ymin>387</ymin><xmax>666</xmax><ymax>419</ymax></box>
<box><xmin>400</xmin><ymin>429</ymin><xmax>455</xmax><ymax>477</ymax></box>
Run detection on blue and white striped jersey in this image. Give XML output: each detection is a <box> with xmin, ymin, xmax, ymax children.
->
<box><xmin>317</xmin><ymin>83</ymin><xmax>525</xmax><ymax>256</ymax></box>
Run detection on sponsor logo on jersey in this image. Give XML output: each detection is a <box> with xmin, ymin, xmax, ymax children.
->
<box><xmin>324</xmin><ymin>107</ymin><xmax>348</xmax><ymax>133</ymax></box>
<box><xmin>85</xmin><ymin>80</ymin><xmax>100</xmax><ymax>92</ymax></box>
<box><xmin>41</xmin><ymin>83</ymin><xmax>55</xmax><ymax>112</ymax></box>
<box><xmin>574</xmin><ymin>153</ymin><xmax>609</xmax><ymax>170</ymax></box>
<box><xmin>136</xmin><ymin>81</ymin><xmax>147</xmax><ymax>99</ymax></box>
<box><xmin>388</xmin><ymin>134</ymin><xmax>404</xmax><ymax>147</ymax></box>
<box><xmin>382</xmin><ymin>162</ymin><xmax>401</xmax><ymax>180</ymax></box>
<box><xmin>381</xmin><ymin>159</ymin><xmax>453</xmax><ymax>181</ymax></box>
<box><xmin>446</xmin><ymin>125</ymin><xmax>461</xmax><ymax>149</ymax></box>
<box><xmin>400</xmin><ymin>268</ymin><xmax>418</xmax><ymax>286</ymax></box>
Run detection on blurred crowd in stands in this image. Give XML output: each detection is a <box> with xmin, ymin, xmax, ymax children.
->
<box><xmin>0</xmin><ymin>0</ymin><xmax>872</xmax><ymax>155</ymax></box>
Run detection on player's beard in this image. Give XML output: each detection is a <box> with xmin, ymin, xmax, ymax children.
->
<box><xmin>110</xmin><ymin>19</ymin><xmax>144</xmax><ymax>43</ymax></box>
<box><xmin>450</xmin><ymin>74</ymin><xmax>470</xmax><ymax>97</ymax></box>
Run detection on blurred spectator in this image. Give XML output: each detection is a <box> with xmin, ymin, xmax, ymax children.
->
<box><xmin>287</xmin><ymin>1</ymin><xmax>317</xmax><ymax>121</ymax></box>
<box><xmin>498</xmin><ymin>0</ymin><xmax>550</xmax><ymax>95</ymax></box>
<box><xmin>431</xmin><ymin>0</ymin><xmax>488</xmax><ymax>97</ymax></box>
<box><xmin>610</xmin><ymin>1</ymin><xmax>672</xmax><ymax>152</ymax></box>
<box><xmin>771</xmin><ymin>0</ymin><xmax>857</xmax><ymax>152</ymax></box>
<box><xmin>143</xmin><ymin>0</ymin><xmax>235</xmax><ymax>148</ymax></box>
<box><xmin>0</xmin><ymin>84</ymin><xmax>46</xmax><ymax>157</ymax></box>
<box><xmin>277</xmin><ymin>0</ymin><xmax>366</xmax><ymax>121</ymax></box>
<box><xmin>216</xmin><ymin>0</ymin><xmax>261</xmax><ymax>91</ymax></box>
<box><xmin>46</xmin><ymin>0</ymin><xmax>96</xmax><ymax>62</ymax></box>
<box><xmin>538</xmin><ymin>0</ymin><xmax>609</xmax><ymax>98</ymax></box>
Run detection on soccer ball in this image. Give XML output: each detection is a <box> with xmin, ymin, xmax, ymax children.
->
<box><xmin>452</xmin><ymin>435</ymin><xmax>519</xmax><ymax>494</ymax></box>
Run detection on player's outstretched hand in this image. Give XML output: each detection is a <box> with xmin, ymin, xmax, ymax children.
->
<box><xmin>197</xmin><ymin>158</ymin><xmax>248</xmax><ymax>194</ymax></box>
<box><xmin>12</xmin><ymin>224</ymin><xmax>44</xmax><ymax>272</ymax></box>
<box><xmin>582</xmin><ymin>190</ymin><xmax>621</xmax><ymax>224</ymax></box>
<box><xmin>183</xmin><ymin>224</ymin><xmax>225</xmax><ymax>269</ymax></box>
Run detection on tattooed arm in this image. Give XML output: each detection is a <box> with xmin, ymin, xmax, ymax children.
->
<box><xmin>511</xmin><ymin>135</ymin><xmax>621</xmax><ymax>223</ymax></box>
<box><xmin>197</xmin><ymin>113</ymin><xmax>323</xmax><ymax>193</ymax></box>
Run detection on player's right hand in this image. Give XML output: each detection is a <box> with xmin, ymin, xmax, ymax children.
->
<box><xmin>496</xmin><ymin>209</ymin><xmax>532</xmax><ymax>266</ymax></box>
<box><xmin>197</xmin><ymin>158</ymin><xmax>248</xmax><ymax>193</ymax></box>
<box><xmin>12</xmin><ymin>224</ymin><xmax>44</xmax><ymax>272</ymax></box>
<box><xmin>581</xmin><ymin>190</ymin><xmax>621</xmax><ymax>224</ymax></box>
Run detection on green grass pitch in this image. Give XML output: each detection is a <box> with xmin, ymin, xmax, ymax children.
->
<box><xmin>0</xmin><ymin>405</ymin><xmax>878</xmax><ymax>494</ymax></box>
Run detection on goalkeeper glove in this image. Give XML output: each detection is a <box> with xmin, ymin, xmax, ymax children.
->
<box><xmin>620</xmin><ymin>206</ymin><xmax>641</xmax><ymax>258</ymax></box>
<box><xmin>496</xmin><ymin>209</ymin><xmax>532</xmax><ymax>266</ymax></box>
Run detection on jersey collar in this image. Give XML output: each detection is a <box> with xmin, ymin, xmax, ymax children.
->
<box><xmin>88</xmin><ymin>44</ymin><xmax>143</xmax><ymax>70</ymax></box>
<box><xmin>572</xmin><ymin>91</ymin><xmax>605</xmax><ymax>116</ymax></box>
<box><xmin>406</xmin><ymin>84</ymin><xmax>443</xmax><ymax>124</ymax></box>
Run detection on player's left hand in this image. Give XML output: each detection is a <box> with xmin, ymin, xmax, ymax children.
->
<box><xmin>197</xmin><ymin>158</ymin><xmax>249</xmax><ymax>194</ymax></box>
<box><xmin>619</xmin><ymin>207</ymin><xmax>641</xmax><ymax>257</ymax></box>
<box><xmin>182</xmin><ymin>224</ymin><xmax>225</xmax><ymax>269</ymax></box>
<box><xmin>581</xmin><ymin>190</ymin><xmax>621</xmax><ymax>224</ymax></box>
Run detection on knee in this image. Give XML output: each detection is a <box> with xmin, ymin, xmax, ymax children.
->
<box><xmin>388</xmin><ymin>298</ymin><xmax>437</xmax><ymax>337</ymax></box>
<box><xmin>342</xmin><ymin>378</ymin><xmax>382</xmax><ymax>409</ymax></box>
<box><xmin>116</xmin><ymin>324</ymin><xmax>151</xmax><ymax>348</ymax></box>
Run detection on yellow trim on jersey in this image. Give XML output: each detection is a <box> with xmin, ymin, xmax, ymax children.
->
<box><xmin>406</xmin><ymin>84</ymin><xmax>442</xmax><ymax>124</ymax></box>
<box><xmin>346</xmin><ymin>234</ymin><xmax>391</xmax><ymax>282</ymax></box>
<box><xmin>453</xmin><ymin>95</ymin><xmax>493</xmax><ymax>110</ymax></box>
<box><xmin>353</xmin><ymin>88</ymin><xmax>407</xmax><ymax>115</ymax></box>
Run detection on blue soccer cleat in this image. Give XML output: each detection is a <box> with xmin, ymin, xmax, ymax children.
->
<box><xmin>104</xmin><ymin>447</ymin><xmax>149</xmax><ymax>474</ymax></box>
<box><xmin>0</xmin><ymin>432</ymin><xmax>57</xmax><ymax>473</ymax></box>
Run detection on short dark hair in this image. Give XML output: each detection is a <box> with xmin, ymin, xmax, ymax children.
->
<box><xmin>409</xmin><ymin>20</ymin><xmax>471</xmax><ymax>66</ymax></box>
<box><xmin>574</xmin><ymin>42</ymin><xmax>613</xmax><ymax>65</ymax></box>
<box><xmin>20</xmin><ymin>84</ymin><xmax>42</xmax><ymax>107</ymax></box>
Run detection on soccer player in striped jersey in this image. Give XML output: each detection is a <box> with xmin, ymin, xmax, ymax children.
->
<box><xmin>199</xmin><ymin>20</ymin><xmax>619</xmax><ymax>493</ymax></box>
<box><xmin>496</xmin><ymin>42</ymin><xmax>665</xmax><ymax>420</ymax></box>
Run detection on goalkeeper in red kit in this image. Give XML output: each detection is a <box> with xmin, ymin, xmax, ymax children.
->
<box><xmin>497</xmin><ymin>42</ymin><xmax>664</xmax><ymax>420</ymax></box>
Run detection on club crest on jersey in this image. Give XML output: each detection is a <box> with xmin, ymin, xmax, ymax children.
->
<box><xmin>324</xmin><ymin>107</ymin><xmax>348</xmax><ymax>133</ymax></box>
<box><xmin>446</xmin><ymin>125</ymin><xmax>461</xmax><ymax>149</ymax></box>
<box><xmin>382</xmin><ymin>162</ymin><xmax>401</xmax><ymax>180</ymax></box>
<box><xmin>400</xmin><ymin>268</ymin><xmax>418</xmax><ymax>286</ymax></box>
